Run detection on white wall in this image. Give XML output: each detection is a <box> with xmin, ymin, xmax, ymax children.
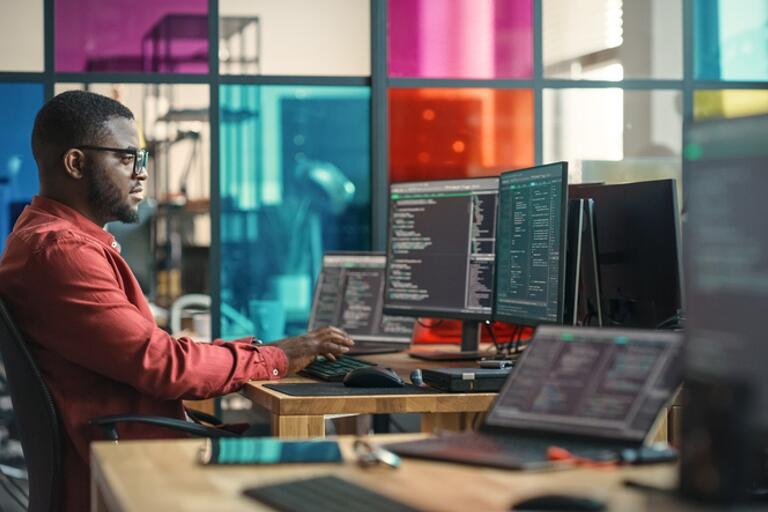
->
<box><xmin>0</xmin><ymin>0</ymin><xmax>44</xmax><ymax>71</ymax></box>
<box><xmin>220</xmin><ymin>0</ymin><xmax>370</xmax><ymax>76</ymax></box>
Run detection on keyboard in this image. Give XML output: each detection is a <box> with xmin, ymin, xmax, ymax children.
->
<box><xmin>243</xmin><ymin>474</ymin><xmax>422</xmax><ymax>512</ymax></box>
<box><xmin>300</xmin><ymin>355</ymin><xmax>376</xmax><ymax>382</ymax></box>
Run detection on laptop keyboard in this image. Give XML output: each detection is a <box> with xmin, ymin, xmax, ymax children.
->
<box><xmin>300</xmin><ymin>356</ymin><xmax>376</xmax><ymax>382</ymax></box>
<box><xmin>243</xmin><ymin>474</ymin><xmax>423</xmax><ymax>512</ymax></box>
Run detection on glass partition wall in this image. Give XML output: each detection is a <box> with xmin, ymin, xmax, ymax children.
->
<box><xmin>0</xmin><ymin>0</ymin><xmax>765</xmax><ymax>340</ymax></box>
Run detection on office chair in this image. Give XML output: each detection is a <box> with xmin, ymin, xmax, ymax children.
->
<box><xmin>0</xmin><ymin>298</ymin><xmax>237</xmax><ymax>512</ymax></box>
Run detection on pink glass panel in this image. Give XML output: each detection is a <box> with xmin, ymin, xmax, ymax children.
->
<box><xmin>388</xmin><ymin>0</ymin><xmax>532</xmax><ymax>79</ymax></box>
<box><xmin>55</xmin><ymin>0</ymin><xmax>208</xmax><ymax>73</ymax></box>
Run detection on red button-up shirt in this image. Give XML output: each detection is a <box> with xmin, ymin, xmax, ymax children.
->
<box><xmin>0</xmin><ymin>196</ymin><xmax>288</xmax><ymax>511</ymax></box>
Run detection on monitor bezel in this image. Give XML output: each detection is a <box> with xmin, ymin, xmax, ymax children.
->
<box><xmin>382</xmin><ymin>176</ymin><xmax>499</xmax><ymax>322</ymax></box>
<box><xmin>492</xmin><ymin>161</ymin><xmax>569</xmax><ymax>326</ymax></box>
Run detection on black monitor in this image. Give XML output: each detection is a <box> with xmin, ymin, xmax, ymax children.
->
<box><xmin>569</xmin><ymin>179</ymin><xmax>683</xmax><ymax>329</ymax></box>
<box><xmin>384</xmin><ymin>176</ymin><xmax>498</xmax><ymax>357</ymax></box>
<box><xmin>680</xmin><ymin>114</ymin><xmax>768</xmax><ymax>502</ymax></box>
<box><xmin>493</xmin><ymin>162</ymin><xmax>569</xmax><ymax>326</ymax></box>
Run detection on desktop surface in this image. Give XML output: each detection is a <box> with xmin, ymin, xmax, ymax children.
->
<box><xmin>240</xmin><ymin>347</ymin><xmax>498</xmax><ymax>438</ymax></box>
<box><xmin>91</xmin><ymin>436</ymin><xmax>703</xmax><ymax>512</ymax></box>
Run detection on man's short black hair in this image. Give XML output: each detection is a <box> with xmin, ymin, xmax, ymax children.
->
<box><xmin>31</xmin><ymin>90</ymin><xmax>134</xmax><ymax>167</ymax></box>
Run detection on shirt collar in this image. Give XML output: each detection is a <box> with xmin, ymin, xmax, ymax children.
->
<box><xmin>30</xmin><ymin>195</ymin><xmax>118</xmax><ymax>249</ymax></box>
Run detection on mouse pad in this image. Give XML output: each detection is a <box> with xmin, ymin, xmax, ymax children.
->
<box><xmin>264</xmin><ymin>383</ymin><xmax>438</xmax><ymax>396</ymax></box>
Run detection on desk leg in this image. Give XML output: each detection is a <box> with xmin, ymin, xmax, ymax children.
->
<box><xmin>91</xmin><ymin>474</ymin><xmax>109</xmax><ymax>512</ymax></box>
<box><xmin>332</xmin><ymin>414</ymin><xmax>371</xmax><ymax>436</ymax></box>
<box><xmin>421</xmin><ymin>412</ymin><xmax>479</xmax><ymax>433</ymax></box>
<box><xmin>271</xmin><ymin>414</ymin><xmax>325</xmax><ymax>438</ymax></box>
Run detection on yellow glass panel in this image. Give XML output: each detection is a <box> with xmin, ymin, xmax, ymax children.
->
<box><xmin>694</xmin><ymin>90</ymin><xmax>768</xmax><ymax>120</ymax></box>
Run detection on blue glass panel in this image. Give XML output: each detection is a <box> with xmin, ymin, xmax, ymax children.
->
<box><xmin>220</xmin><ymin>85</ymin><xmax>371</xmax><ymax>340</ymax></box>
<box><xmin>695</xmin><ymin>0</ymin><xmax>768</xmax><ymax>80</ymax></box>
<box><xmin>0</xmin><ymin>84</ymin><xmax>44</xmax><ymax>250</ymax></box>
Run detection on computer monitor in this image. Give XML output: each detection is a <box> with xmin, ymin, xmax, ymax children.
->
<box><xmin>680</xmin><ymin>114</ymin><xmax>768</xmax><ymax>502</ymax></box>
<box><xmin>308</xmin><ymin>252</ymin><xmax>415</xmax><ymax>348</ymax></box>
<box><xmin>569</xmin><ymin>179</ymin><xmax>683</xmax><ymax>329</ymax></box>
<box><xmin>383</xmin><ymin>176</ymin><xmax>498</xmax><ymax>356</ymax></box>
<box><xmin>493</xmin><ymin>162</ymin><xmax>569</xmax><ymax>326</ymax></box>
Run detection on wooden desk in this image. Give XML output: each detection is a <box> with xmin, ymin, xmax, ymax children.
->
<box><xmin>91</xmin><ymin>436</ymin><xmax>706</xmax><ymax>512</ymax></box>
<box><xmin>241</xmin><ymin>347</ymin><xmax>498</xmax><ymax>438</ymax></box>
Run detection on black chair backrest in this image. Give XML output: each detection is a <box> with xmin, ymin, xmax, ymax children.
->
<box><xmin>0</xmin><ymin>298</ymin><xmax>61</xmax><ymax>512</ymax></box>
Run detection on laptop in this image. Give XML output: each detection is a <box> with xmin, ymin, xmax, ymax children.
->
<box><xmin>308</xmin><ymin>252</ymin><xmax>415</xmax><ymax>355</ymax></box>
<box><xmin>385</xmin><ymin>325</ymin><xmax>683</xmax><ymax>469</ymax></box>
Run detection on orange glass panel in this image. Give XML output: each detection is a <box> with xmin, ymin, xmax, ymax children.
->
<box><xmin>389</xmin><ymin>88</ymin><xmax>534</xmax><ymax>183</ymax></box>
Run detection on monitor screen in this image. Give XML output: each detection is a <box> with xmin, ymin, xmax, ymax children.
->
<box><xmin>383</xmin><ymin>177</ymin><xmax>498</xmax><ymax>320</ymax></box>
<box><xmin>493</xmin><ymin>162</ymin><xmax>568</xmax><ymax>325</ymax></box>
<box><xmin>684</xmin><ymin>114</ymin><xmax>768</xmax><ymax>426</ymax></box>
<box><xmin>569</xmin><ymin>179</ymin><xmax>682</xmax><ymax>328</ymax></box>
<box><xmin>309</xmin><ymin>252</ymin><xmax>415</xmax><ymax>343</ymax></box>
<box><xmin>485</xmin><ymin>326</ymin><xmax>683</xmax><ymax>442</ymax></box>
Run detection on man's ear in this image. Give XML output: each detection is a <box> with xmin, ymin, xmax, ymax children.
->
<box><xmin>62</xmin><ymin>149</ymin><xmax>85</xmax><ymax>179</ymax></box>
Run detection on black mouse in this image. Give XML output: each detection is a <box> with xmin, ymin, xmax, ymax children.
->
<box><xmin>510</xmin><ymin>494</ymin><xmax>606</xmax><ymax>511</ymax></box>
<box><xmin>342</xmin><ymin>366</ymin><xmax>405</xmax><ymax>388</ymax></box>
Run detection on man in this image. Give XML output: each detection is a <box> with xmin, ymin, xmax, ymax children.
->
<box><xmin>0</xmin><ymin>90</ymin><xmax>354</xmax><ymax>511</ymax></box>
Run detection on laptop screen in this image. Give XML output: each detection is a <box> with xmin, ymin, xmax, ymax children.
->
<box><xmin>485</xmin><ymin>326</ymin><xmax>682</xmax><ymax>442</ymax></box>
<box><xmin>308</xmin><ymin>253</ymin><xmax>415</xmax><ymax>344</ymax></box>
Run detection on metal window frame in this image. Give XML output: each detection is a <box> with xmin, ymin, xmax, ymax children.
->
<box><xmin>0</xmin><ymin>0</ymin><xmax>764</xmax><ymax>338</ymax></box>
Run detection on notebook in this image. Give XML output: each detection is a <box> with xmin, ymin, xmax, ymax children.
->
<box><xmin>385</xmin><ymin>325</ymin><xmax>682</xmax><ymax>469</ymax></box>
<box><xmin>308</xmin><ymin>252</ymin><xmax>415</xmax><ymax>355</ymax></box>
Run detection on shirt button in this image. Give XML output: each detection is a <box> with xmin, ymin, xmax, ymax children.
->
<box><xmin>272</xmin><ymin>369</ymin><xmax>279</xmax><ymax>376</ymax></box>
<box><xmin>111</xmin><ymin>241</ymin><xmax>118</xmax><ymax>248</ymax></box>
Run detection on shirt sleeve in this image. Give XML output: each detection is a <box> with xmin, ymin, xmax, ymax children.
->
<box><xmin>23</xmin><ymin>237</ymin><xmax>288</xmax><ymax>401</ymax></box>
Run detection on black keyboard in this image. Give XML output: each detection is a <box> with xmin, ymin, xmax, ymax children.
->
<box><xmin>300</xmin><ymin>355</ymin><xmax>376</xmax><ymax>382</ymax></box>
<box><xmin>243</xmin><ymin>474</ymin><xmax>423</xmax><ymax>512</ymax></box>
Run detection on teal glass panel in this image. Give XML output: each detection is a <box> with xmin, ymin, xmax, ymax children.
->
<box><xmin>0</xmin><ymin>84</ymin><xmax>44</xmax><ymax>250</ymax></box>
<box><xmin>695</xmin><ymin>0</ymin><xmax>768</xmax><ymax>80</ymax></box>
<box><xmin>220</xmin><ymin>85</ymin><xmax>371</xmax><ymax>340</ymax></box>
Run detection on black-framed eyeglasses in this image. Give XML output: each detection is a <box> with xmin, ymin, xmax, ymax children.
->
<box><xmin>71</xmin><ymin>145</ymin><xmax>150</xmax><ymax>177</ymax></box>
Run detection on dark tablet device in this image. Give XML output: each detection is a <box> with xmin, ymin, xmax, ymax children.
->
<box><xmin>421</xmin><ymin>367</ymin><xmax>511</xmax><ymax>392</ymax></box>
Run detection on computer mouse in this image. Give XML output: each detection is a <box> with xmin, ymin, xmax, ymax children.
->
<box><xmin>342</xmin><ymin>366</ymin><xmax>405</xmax><ymax>388</ymax></box>
<box><xmin>510</xmin><ymin>494</ymin><xmax>606</xmax><ymax>511</ymax></box>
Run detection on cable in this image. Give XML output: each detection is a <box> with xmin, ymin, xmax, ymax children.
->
<box><xmin>509</xmin><ymin>325</ymin><xmax>524</xmax><ymax>357</ymax></box>
<box><xmin>656</xmin><ymin>310</ymin><xmax>684</xmax><ymax>330</ymax></box>
<box><xmin>482</xmin><ymin>321</ymin><xmax>503</xmax><ymax>356</ymax></box>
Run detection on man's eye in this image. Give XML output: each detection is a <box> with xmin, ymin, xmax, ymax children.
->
<box><xmin>122</xmin><ymin>155</ymin><xmax>135</xmax><ymax>164</ymax></box>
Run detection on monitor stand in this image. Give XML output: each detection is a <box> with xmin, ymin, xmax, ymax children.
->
<box><xmin>408</xmin><ymin>320</ymin><xmax>484</xmax><ymax>361</ymax></box>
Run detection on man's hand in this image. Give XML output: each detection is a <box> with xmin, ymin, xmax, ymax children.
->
<box><xmin>273</xmin><ymin>326</ymin><xmax>355</xmax><ymax>374</ymax></box>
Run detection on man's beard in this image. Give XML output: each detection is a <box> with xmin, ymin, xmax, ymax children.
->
<box><xmin>85</xmin><ymin>164</ymin><xmax>139</xmax><ymax>224</ymax></box>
